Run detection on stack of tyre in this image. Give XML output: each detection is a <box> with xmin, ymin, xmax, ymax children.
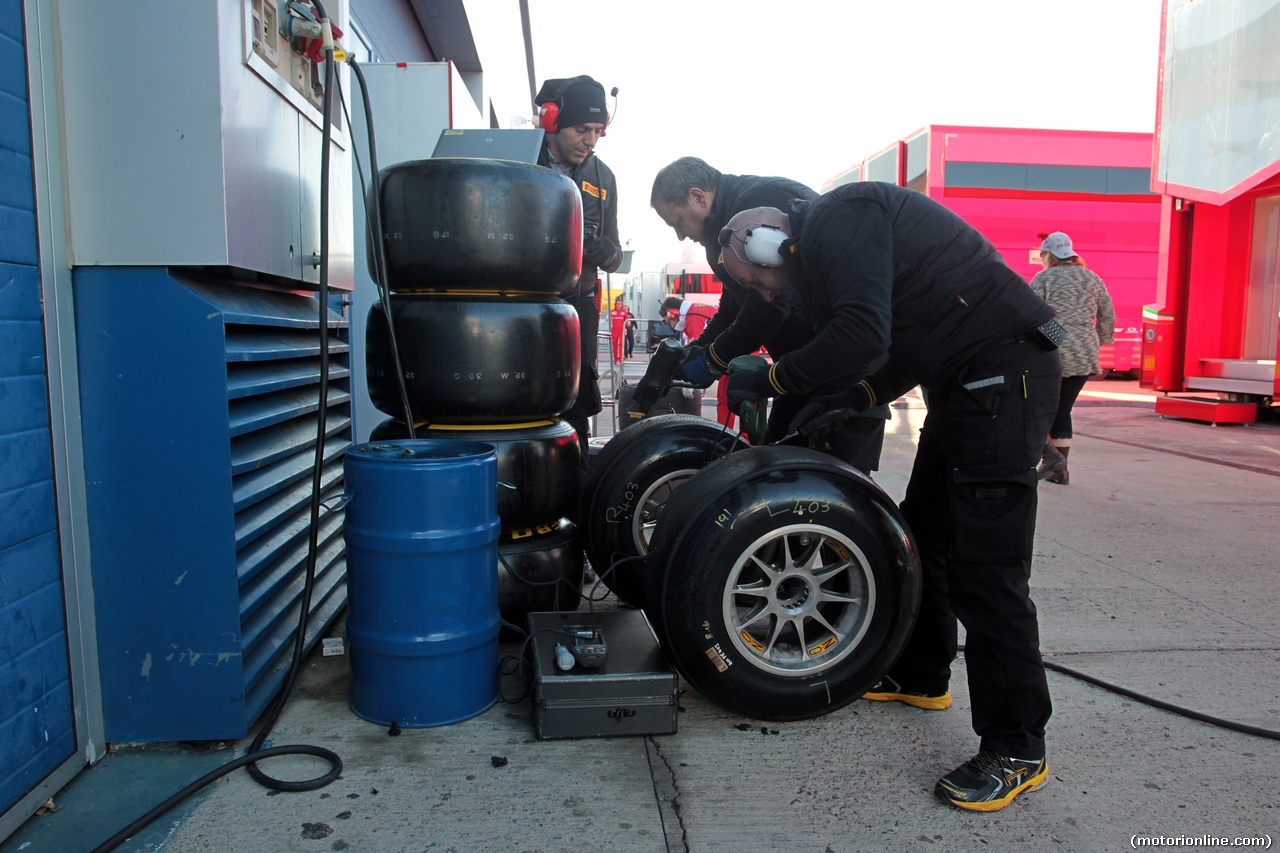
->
<box><xmin>581</xmin><ymin>416</ymin><xmax>924</xmax><ymax>723</ymax></box>
<box><xmin>365</xmin><ymin>158</ymin><xmax>587</xmax><ymax>626</ymax></box>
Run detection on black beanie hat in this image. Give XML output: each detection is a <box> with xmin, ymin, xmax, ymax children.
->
<box><xmin>535</xmin><ymin>75</ymin><xmax>607</xmax><ymax>129</ymax></box>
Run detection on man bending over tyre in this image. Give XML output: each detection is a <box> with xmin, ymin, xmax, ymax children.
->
<box><xmin>721</xmin><ymin>182</ymin><xmax>1063</xmax><ymax>812</ymax></box>
<box><xmin>535</xmin><ymin>75</ymin><xmax>622</xmax><ymax>460</ymax></box>
<box><xmin>650</xmin><ymin>157</ymin><xmax>887</xmax><ymax>472</ymax></box>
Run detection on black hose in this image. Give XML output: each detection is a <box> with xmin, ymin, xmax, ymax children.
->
<box><xmin>1041</xmin><ymin>657</ymin><xmax>1280</xmax><ymax>741</ymax></box>
<box><xmin>244</xmin><ymin>4</ymin><xmax>341</xmax><ymax>791</ymax></box>
<box><xmin>89</xmin><ymin>747</ymin><xmax>338</xmax><ymax>853</ymax></box>
<box><xmin>348</xmin><ymin>57</ymin><xmax>416</xmax><ymax>438</ymax></box>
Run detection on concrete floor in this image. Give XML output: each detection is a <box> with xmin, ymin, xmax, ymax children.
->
<box><xmin>6</xmin><ymin>371</ymin><xmax>1279</xmax><ymax>853</ymax></box>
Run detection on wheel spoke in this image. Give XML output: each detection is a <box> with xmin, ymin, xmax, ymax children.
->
<box><xmin>759</xmin><ymin>614</ymin><xmax>783</xmax><ymax>654</ymax></box>
<box><xmin>735</xmin><ymin>599</ymin><xmax>770</xmax><ymax>629</ymax></box>
<box><xmin>734</xmin><ymin>578</ymin><xmax>771</xmax><ymax>595</ymax></box>
<box><xmin>788</xmin><ymin>616</ymin><xmax>808</xmax><ymax>656</ymax></box>
<box><xmin>809</xmin><ymin>553</ymin><xmax>849</xmax><ymax>580</ymax></box>
<box><xmin>781</xmin><ymin>535</ymin><xmax>796</xmax><ymax>571</ymax></box>
<box><xmin>750</xmin><ymin>553</ymin><xmax>781</xmax><ymax>575</ymax></box>
<box><xmin>807</xmin><ymin>609</ymin><xmax>842</xmax><ymax>639</ymax></box>
<box><xmin>817</xmin><ymin>589</ymin><xmax>862</xmax><ymax>606</ymax></box>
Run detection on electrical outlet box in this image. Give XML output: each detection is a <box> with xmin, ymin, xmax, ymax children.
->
<box><xmin>57</xmin><ymin>0</ymin><xmax>352</xmax><ymax>288</ymax></box>
<box><xmin>251</xmin><ymin>0</ymin><xmax>325</xmax><ymax>113</ymax></box>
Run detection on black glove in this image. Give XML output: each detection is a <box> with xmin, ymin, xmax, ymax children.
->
<box><xmin>672</xmin><ymin>346</ymin><xmax>722</xmax><ymax>389</ymax></box>
<box><xmin>726</xmin><ymin>361</ymin><xmax>780</xmax><ymax>407</ymax></box>
<box><xmin>787</xmin><ymin>382</ymin><xmax>873</xmax><ymax>437</ymax></box>
<box><xmin>582</xmin><ymin>234</ymin><xmax>619</xmax><ymax>269</ymax></box>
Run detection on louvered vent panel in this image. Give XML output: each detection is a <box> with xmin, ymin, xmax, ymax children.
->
<box><xmin>226</xmin><ymin>313</ymin><xmax>350</xmax><ymax>723</ymax></box>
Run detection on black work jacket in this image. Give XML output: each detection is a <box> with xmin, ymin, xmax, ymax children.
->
<box><xmin>774</xmin><ymin>182</ymin><xmax>1055</xmax><ymax>400</ymax></box>
<box><xmin>538</xmin><ymin>141</ymin><xmax>621</xmax><ymax>297</ymax></box>
<box><xmin>692</xmin><ymin>174</ymin><xmax>817</xmax><ymax>363</ymax></box>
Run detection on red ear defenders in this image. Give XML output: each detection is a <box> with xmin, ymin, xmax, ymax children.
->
<box><xmin>718</xmin><ymin>224</ymin><xmax>795</xmax><ymax>268</ymax></box>
<box><xmin>537</xmin><ymin>76</ymin><xmax>611</xmax><ymax>134</ymax></box>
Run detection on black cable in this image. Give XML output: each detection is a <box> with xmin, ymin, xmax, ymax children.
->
<box><xmin>1040</xmin><ymin>657</ymin><xmax>1280</xmax><ymax>741</ymax></box>
<box><xmin>336</xmin><ymin>67</ymin><xmax>415</xmax><ymax>443</ymax></box>
<box><xmin>243</xmin><ymin>1</ymin><xmax>341</xmax><ymax>791</ymax></box>
<box><xmin>951</xmin><ymin>644</ymin><xmax>1280</xmax><ymax>742</ymax></box>
<box><xmin>347</xmin><ymin>57</ymin><xmax>416</xmax><ymax>438</ymax></box>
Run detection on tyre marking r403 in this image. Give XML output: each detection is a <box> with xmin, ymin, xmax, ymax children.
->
<box><xmin>604</xmin><ymin>482</ymin><xmax>640</xmax><ymax>525</ymax></box>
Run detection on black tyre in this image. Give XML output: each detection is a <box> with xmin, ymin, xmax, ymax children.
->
<box><xmin>614</xmin><ymin>383</ymin><xmax>703</xmax><ymax>429</ymax></box>
<box><xmin>373</xmin><ymin>158</ymin><xmax>582</xmax><ymax>295</ymax></box>
<box><xmin>366</xmin><ymin>296</ymin><xmax>579</xmax><ymax>422</ymax></box>
<box><xmin>646</xmin><ymin>446</ymin><xmax>921</xmax><ymax>722</ymax></box>
<box><xmin>580</xmin><ymin>415</ymin><xmax>749</xmax><ymax>608</ymax></box>
<box><xmin>370</xmin><ymin>418</ymin><xmax>580</xmax><ymax>528</ymax></box>
<box><xmin>497</xmin><ymin>519</ymin><xmax>583</xmax><ymax>627</ymax></box>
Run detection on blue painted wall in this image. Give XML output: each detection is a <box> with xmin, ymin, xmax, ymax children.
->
<box><xmin>0</xmin><ymin>0</ymin><xmax>78</xmax><ymax>815</ymax></box>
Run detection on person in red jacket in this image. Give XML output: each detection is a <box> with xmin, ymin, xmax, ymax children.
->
<box><xmin>609</xmin><ymin>295</ymin><xmax>631</xmax><ymax>364</ymax></box>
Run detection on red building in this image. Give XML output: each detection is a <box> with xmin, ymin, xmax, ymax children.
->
<box><xmin>1143</xmin><ymin>0</ymin><xmax>1279</xmax><ymax>419</ymax></box>
<box><xmin>824</xmin><ymin>125</ymin><xmax>1161</xmax><ymax>375</ymax></box>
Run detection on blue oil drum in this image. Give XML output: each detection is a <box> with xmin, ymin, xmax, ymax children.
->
<box><xmin>343</xmin><ymin>440</ymin><xmax>500</xmax><ymax>727</ymax></box>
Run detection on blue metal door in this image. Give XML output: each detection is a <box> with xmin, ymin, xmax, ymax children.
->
<box><xmin>0</xmin><ymin>0</ymin><xmax>78</xmax><ymax>823</ymax></box>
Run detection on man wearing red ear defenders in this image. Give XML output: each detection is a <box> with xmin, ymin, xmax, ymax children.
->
<box><xmin>534</xmin><ymin>75</ymin><xmax>621</xmax><ymax>459</ymax></box>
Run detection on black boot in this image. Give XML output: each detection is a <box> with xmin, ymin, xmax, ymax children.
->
<box><xmin>1036</xmin><ymin>440</ymin><xmax>1067</xmax><ymax>480</ymax></box>
<box><xmin>1045</xmin><ymin>446</ymin><xmax>1070</xmax><ymax>485</ymax></box>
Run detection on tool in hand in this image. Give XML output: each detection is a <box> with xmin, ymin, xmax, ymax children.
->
<box><xmin>625</xmin><ymin>338</ymin><xmax>700</xmax><ymax>423</ymax></box>
<box><xmin>726</xmin><ymin>354</ymin><xmax>771</xmax><ymax>444</ymax></box>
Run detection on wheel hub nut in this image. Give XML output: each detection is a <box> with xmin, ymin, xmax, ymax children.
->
<box><xmin>776</xmin><ymin>576</ymin><xmax>810</xmax><ymax>609</ymax></box>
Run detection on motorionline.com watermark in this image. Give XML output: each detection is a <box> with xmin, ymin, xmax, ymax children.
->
<box><xmin>1131</xmin><ymin>836</ymin><xmax>1272</xmax><ymax>849</ymax></box>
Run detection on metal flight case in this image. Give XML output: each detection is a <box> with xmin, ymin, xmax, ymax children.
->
<box><xmin>527</xmin><ymin>610</ymin><xmax>679</xmax><ymax>740</ymax></box>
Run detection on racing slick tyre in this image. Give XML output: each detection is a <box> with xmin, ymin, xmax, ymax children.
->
<box><xmin>366</xmin><ymin>296</ymin><xmax>579</xmax><ymax>423</ymax></box>
<box><xmin>369</xmin><ymin>418</ymin><xmax>581</xmax><ymax>528</ymax></box>
<box><xmin>580</xmin><ymin>414</ymin><xmax>749</xmax><ymax>608</ymax></box>
<box><xmin>372</xmin><ymin>158</ymin><xmax>582</xmax><ymax>295</ymax></box>
<box><xmin>645</xmin><ymin>446</ymin><xmax>921</xmax><ymax>722</ymax></box>
<box><xmin>497</xmin><ymin>519</ymin><xmax>583</xmax><ymax>627</ymax></box>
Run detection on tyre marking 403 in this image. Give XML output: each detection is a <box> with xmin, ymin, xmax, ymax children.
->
<box><xmin>604</xmin><ymin>481</ymin><xmax>639</xmax><ymax>524</ymax></box>
<box><xmin>793</xmin><ymin>500</ymin><xmax>830</xmax><ymax>516</ymax></box>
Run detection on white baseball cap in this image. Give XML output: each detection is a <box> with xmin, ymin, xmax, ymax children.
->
<box><xmin>1039</xmin><ymin>232</ymin><xmax>1077</xmax><ymax>260</ymax></box>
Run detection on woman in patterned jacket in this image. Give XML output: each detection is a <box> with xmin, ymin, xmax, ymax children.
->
<box><xmin>1030</xmin><ymin>232</ymin><xmax>1116</xmax><ymax>485</ymax></box>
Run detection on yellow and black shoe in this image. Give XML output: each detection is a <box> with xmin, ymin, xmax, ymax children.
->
<box><xmin>862</xmin><ymin>676</ymin><xmax>951</xmax><ymax>710</ymax></box>
<box><xmin>934</xmin><ymin>751</ymin><xmax>1048</xmax><ymax>812</ymax></box>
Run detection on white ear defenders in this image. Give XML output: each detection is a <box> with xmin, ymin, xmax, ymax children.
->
<box><xmin>719</xmin><ymin>223</ymin><xmax>791</xmax><ymax>268</ymax></box>
<box><xmin>744</xmin><ymin>226</ymin><xmax>789</xmax><ymax>267</ymax></box>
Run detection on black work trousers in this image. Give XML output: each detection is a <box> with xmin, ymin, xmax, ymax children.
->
<box><xmin>893</xmin><ymin>337</ymin><xmax>1061</xmax><ymax>759</ymax></box>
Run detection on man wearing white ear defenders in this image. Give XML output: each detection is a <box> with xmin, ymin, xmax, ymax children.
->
<box><xmin>534</xmin><ymin>75</ymin><xmax>621</xmax><ymax>459</ymax></box>
<box><xmin>723</xmin><ymin>182</ymin><xmax>1063</xmax><ymax>812</ymax></box>
<box><xmin>649</xmin><ymin>157</ymin><xmax>887</xmax><ymax>471</ymax></box>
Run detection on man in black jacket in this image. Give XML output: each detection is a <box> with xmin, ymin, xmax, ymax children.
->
<box><xmin>535</xmin><ymin>75</ymin><xmax>621</xmax><ymax>458</ymax></box>
<box><xmin>723</xmin><ymin>182</ymin><xmax>1062</xmax><ymax>812</ymax></box>
<box><xmin>650</xmin><ymin>157</ymin><xmax>886</xmax><ymax>471</ymax></box>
